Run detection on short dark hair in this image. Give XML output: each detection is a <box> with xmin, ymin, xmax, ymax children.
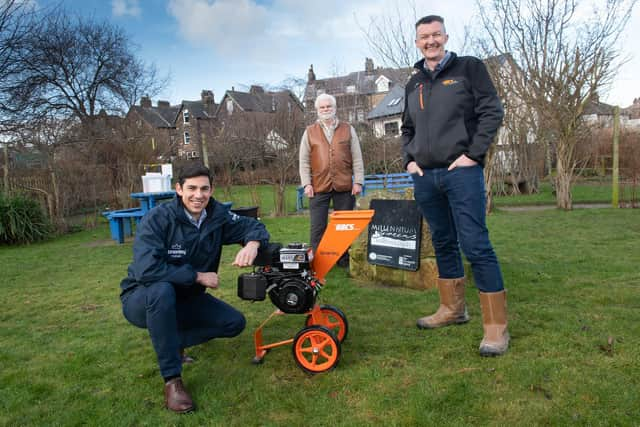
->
<box><xmin>177</xmin><ymin>162</ymin><xmax>212</xmax><ymax>186</ymax></box>
<box><xmin>415</xmin><ymin>15</ymin><xmax>445</xmax><ymax>30</ymax></box>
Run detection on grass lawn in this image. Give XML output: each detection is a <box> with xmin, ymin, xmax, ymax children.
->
<box><xmin>1</xmin><ymin>208</ymin><xmax>639</xmax><ymax>425</ymax></box>
<box><xmin>492</xmin><ymin>180</ymin><xmax>615</xmax><ymax>207</ymax></box>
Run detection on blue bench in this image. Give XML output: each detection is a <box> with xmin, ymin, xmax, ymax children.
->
<box><xmin>295</xmin><ymin>173</ymin><xmax>413</xmax><ymax>211</ymax></box>
<box><xmin>362</xmin><ymin>172</ymin><xmax>412</xmax><ymax>196</ymax></box>
<box><xmin>102</xmin><ymin>208</ymin><xmax>145</xmax><ymax>244</ymax></box>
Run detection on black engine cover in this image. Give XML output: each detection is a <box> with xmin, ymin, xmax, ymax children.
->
<box><xmin>268</xmin><ymin>277</ymin><xmax>316</xmax><ymax>314</ymax></box>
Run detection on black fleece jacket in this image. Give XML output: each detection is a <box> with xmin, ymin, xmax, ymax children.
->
<box><xmin>401</xmin><ymin>52</ymin><xmax>503</xmax><ymax>169</ymax></box>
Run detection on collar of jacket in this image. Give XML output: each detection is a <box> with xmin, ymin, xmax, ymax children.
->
<box><xmin>413</xmin><ymin>51</ymin><xmax>457</xmax><ymax>78</ymax></box>
<box><xmin>173</xmin><ymin>196</ymin><xmax>227</xmax><ymax>229</ymax></box>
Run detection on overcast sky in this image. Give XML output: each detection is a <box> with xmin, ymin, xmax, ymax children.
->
<box><xmin>35</xmin><ymin>0</ymin><xmax>640</xmax><ymax>108</ymax></box>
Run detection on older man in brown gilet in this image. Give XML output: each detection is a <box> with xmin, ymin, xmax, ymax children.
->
<box><xmin>299</xmin><ymin>93</ymin><xmax>365</xmax><ymax>268</ymax></box>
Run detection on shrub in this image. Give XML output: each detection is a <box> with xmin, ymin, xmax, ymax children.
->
<box><xmin>0</xmin><ymin>193</ymin><xmax>52</xmax><ymax>244</ymax></box>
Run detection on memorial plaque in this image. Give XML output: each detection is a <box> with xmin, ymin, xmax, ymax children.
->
<box><xmin>367</xmin><ymin>199</ymin><xmax>422</xmax><ymax>271</ymax></box>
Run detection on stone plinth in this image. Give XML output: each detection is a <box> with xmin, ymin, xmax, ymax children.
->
<box><xmin>350</xmin><ymin>189</ymin><xmax>439</xmax><ymax>290</ymax></box>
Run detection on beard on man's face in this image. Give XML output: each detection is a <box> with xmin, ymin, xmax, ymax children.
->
<box><xmin>318</xmin><ymin>110</ymin><xmax>335</xmax><ymax>121</ymax></box>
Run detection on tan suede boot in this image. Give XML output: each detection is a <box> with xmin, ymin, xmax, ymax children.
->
<box><xmin>416</xmin><ymin>278</ymin><xmax>470</xmax><ymax>329</ymax></box>
<box><xmin>479</xmin><ymin>290</ymin><xmax>510</xmax><ymax>356</ymax></box>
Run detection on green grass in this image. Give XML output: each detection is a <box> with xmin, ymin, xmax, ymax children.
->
<box><xmin>493</xmin><ymin>180</ymin><xmax>615</xmax><ymax>206</ymax></box>
<box><xmin>1</xmin><ymin>208</ymin><xmax>639</xmax><ymax>425</ymax></box>
<box><xmin>215</xmin><ymin>184</ymin><xmax>303</xmax><ymax>217</ymax></box>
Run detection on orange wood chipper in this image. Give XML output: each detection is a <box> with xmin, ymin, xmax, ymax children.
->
<box><xmin>237</xmin><ymin>210</ymin><xmax>374</xmax><ymax>374</ymax></box>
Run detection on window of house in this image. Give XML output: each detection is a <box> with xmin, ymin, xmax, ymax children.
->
<box><xmin>183</xmin><ymin>109</ymin><xmax>190</xmax><ymax>124</ymax></box>
<box><xmin>348</xmin><ymin>111</ymin><xmax>355</xmax><ymax>122</ymax></box>
<box><xmin>184</xmin><ymin>131</ymin><xmax>190</xmax><ymax>145</ymax></box>
<box><xmin>346</xmin><ymin>85</ymin><xmax>356</xmax><ymax>94</ymax></box>
<box><xmin>357</xmin><ymin>109</ymin><xmax>364</xmax><ymax>122</ymax></box>
<box><xmin>226</xmin><ymin>100</ymin><xmax>234</xmax><ymax>114</ymax></box>
<box><xmin>387</xmin><ymin>97</ymin><xmax>402</xmax><ymax>107</ymax></box>
<box><xmin>376</xmin><ymin>77</ymin><xmax>390</xmax><ymax>93</ymax></box>
<box><xmin>384</xmin><ymin>121</ymin><xmax>400</xmax><ymax>136</ymax></box>
<box><xmin>271</xmin><ymin>97</ymin><xmax>277</xmax><ymax>111</ymax></box>
<box><xmin>316</xmin><ymin>89</ymin><xmax>325</xmax><ymax>95</ymax></box>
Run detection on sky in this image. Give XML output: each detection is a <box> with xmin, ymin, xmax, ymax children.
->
<box><xmin>34</xmin><ymin>0</ymin><xmax>640</xmax><ymax>108</ymax></box>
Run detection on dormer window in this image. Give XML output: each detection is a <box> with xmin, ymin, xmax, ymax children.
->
<box><xmin>376</xmin><ymin>75</ymin><xmax>391</xmax><ymax>93</ymax></box>
<box><xmin>346</xmin><ymin>85</ymin><xmax>356</xmax><ymax>94</ymax></box>
<box><xmin>183</xmin><ymin>131</ymin><xmax>190</xmax><ymax>145</ymax></box>
<box><xmin>183</xmin><ymin>109</ymin><xmax>190</xmax><ymax>124</ymax></box>
<box><xmin>226</xmin><ymin>100</ymin><xmax>234</xmax><ymax>115</ymax></box>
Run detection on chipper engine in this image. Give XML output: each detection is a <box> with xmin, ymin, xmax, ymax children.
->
<box><xmin>237</xmin><ymin>210</ymin><xmax>374</xmax><ymax>373</ymax></box>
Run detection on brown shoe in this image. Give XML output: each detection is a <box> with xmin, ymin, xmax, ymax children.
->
<box><xmin>164</xmin><ymin>377</ymin><xmax>195</xmax><ymax>413</ymax></box>
<box><xmin>417</xmin><ymin>277</ymin><xmax>470</xmax><ymax>329</ymax></box>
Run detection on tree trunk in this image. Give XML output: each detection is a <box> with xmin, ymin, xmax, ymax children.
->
<box><xmin>273</xmin><ymin>182</ymin><xmax>286</xmax><ymax>217</ymax></box>
<box><xmin>555</xmin><ymin>157</ymin><xmax>573</xmax><ymax>210</ymax></box>
<box><xmin>611</xmin><ymin>106</ymin><xmax>620</xmax><ymax>208</ymax></box>
<box><xmin>2</xmin><ymin>144</ymin><xmax>8</xmax><ymax>195</ymax></box>
<box><xmin>49</xmin><ymin>167</ymin><xmax>65</xmax><ymax>227</ymax></box>
<box><xmin>484</xmin><ymin>148</ymin><xmax>495</xmax><ymax>214</ymax></box>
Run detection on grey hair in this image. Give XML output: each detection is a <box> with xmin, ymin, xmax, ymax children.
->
<box><xmin>314</xmin><ymin>93</ymin><xmax>337</xmax><ymax>109</ymax></box>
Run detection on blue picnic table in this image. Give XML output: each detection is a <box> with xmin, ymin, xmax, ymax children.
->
<box><xmin>103</xmin><ymin>191</ymin><xmax>176</xmax><ymax>243</ymax></box>
<box><xmin>130</xmin><ymin>190</ymin><xmax>176</xmax><ymax>213</ymax></box>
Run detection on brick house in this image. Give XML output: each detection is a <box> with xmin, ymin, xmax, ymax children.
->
<box><xmin>215</xmin><ymin>85</ymin><xmax>304</xmax><ymax>153</ymax></box>
<box><xmin>125</xmin><ymin>90</ymin><xmax>218</xmax><ymax>161</ymax></box>
<box><xmin>303</xmin><ymin>58</ymin><xmax>411</xmax><ymax>125</ymax></box>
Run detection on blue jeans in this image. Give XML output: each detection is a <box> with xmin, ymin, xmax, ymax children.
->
<box><xmin>121</xmin><ymin>282</ymin><xmax>246</xmax><ymax>379</ymax></box>
<box><xmin>412</xmin><ymin>165</ymin><xmax>504</xmax><ymax>292</ymax></box>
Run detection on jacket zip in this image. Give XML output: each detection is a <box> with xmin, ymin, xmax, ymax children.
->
<box><xmin>419</xmin><ymin>83</ymin><xmax>424</xmax><ymax>110</ymax></box>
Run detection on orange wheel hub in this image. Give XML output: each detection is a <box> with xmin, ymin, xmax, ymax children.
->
<box><xmin>292</xmin><ymin>326</ymin><xmax>340</xmax><ymax>373</ymax></box>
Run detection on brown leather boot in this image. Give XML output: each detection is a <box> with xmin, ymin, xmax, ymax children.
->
<box><xmin>164</xmin><ymin>377</ymin><xmax>195</xmax><ymax>413</ymax></box>
<box><xmin>417</xmin><ymin>277</ymin><xmax>470</xmax><ymax>329</ymax></box>
<box><xmin>479</xmin><ymin>290</ymin><xmax>510</xmax><ymax>356</ymax></box>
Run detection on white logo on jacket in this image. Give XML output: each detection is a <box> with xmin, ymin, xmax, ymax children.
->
<box><xmin>168</xmin><ymin>243</ymin><xmax>186</xmax><ymax>258</ymax></box>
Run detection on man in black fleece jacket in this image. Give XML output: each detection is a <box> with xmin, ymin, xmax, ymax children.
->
<box><xmin>402</xmin><ymin>15</ymin><xmax>509</xmax><ymax>356</ymax></box>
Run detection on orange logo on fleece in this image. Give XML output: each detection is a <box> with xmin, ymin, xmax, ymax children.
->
<box><xmin>442</xmin><ymin>79</ymin><xmax>459</xmax><ymax>86</ymax></box>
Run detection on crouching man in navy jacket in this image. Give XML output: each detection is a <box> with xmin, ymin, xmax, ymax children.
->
<box><xmin>120</xmin><ymin>163</ymin><xmax>269</xmax><ymax>413</ymax></box>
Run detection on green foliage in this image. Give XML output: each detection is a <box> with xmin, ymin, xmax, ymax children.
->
<box><xmin>0</xmin><ymin>193</ymin><xmax>52</xmax><ymax>244</ymax></box>
<box><xmin>1</xmin><ymin>209</ymin><xmax>639</xmax><ymax>425</ymax></box>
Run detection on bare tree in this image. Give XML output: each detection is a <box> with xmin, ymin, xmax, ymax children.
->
<box><xmin>357</xmin><ymin>0</ymin><xmax>420</xmax><ymax>70</ymax></box>
<box><xmin>485</xmin><ymin>54</ymin><xmax>544</xmax><ymax>198</ymax></box>
<box><xmin>0</xmin><ymin>1</ymin><xmax>38</xmax><ymax>126</ymax></box>
<box><xmin>265</xmin><ymin>105</ymin><xmax>306</xmax><ymax>216</ymax></box>
<box><xmin>475</xmin><ymin>0</ymin><xmax>637</xmax><ymax>209</ymax></box>
<box><xmin>357</xmin><ymin>0</ymin><xmax>472</xmax><ymax>71</ymax></box>
<box><xmin>5</xmin><ymin>9</ymin><xmax>166</xmax><ymax>125</ymax></box>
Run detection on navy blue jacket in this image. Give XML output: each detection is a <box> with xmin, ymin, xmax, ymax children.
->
<box><xmin>401</xmin><ymin>53</ymin><xmax>504</xmax><ymax>169</ymax></box>
<box><xmin>120</xmin><ymin>197</ymin><xmax>270</xmax><ymax>296</ymax></box>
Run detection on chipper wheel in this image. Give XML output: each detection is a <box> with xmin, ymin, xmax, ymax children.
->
<box><xmin>292</xmin><ymin>326</ymin><xmax>341</xmax><ymax>374</ymax></box>
<box><xmin>305</xmin><ymin>305</ymin><xmax>349</xmax><ymax>343</ymax></box>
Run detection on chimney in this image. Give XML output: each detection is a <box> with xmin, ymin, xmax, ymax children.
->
<box><xmin>308</xmin><ymin>64</ymin><xmax>316</xmax><ymax>82</ymax></box>
<box><xmin>157</xmin><ymin>100</ymin><xmax>170</xmax><ymax>108</ymax></box>
<box><xmin>201</xmin><ymin>90</ymin><xmax>215</xmax><ymax>115</ymax></box>
<box><xmin>365</xmin><ymin>58</ymin><xmax>374</xmax><ymax>73</ymax></box>
<box><xmin>140</xmin><ymin>96</ymin><xmax>152</xmax><ymax>108</ymax></box>
<box><xmin>249</xmin><ymin>85</ymin><xmax>264</xmax><ymax>95</ymax></box>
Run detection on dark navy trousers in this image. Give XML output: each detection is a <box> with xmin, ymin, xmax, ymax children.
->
<box><xmin>308</xmin><ymin>190</ymin><xmax>355</xmax><ymax>251</ymax></box>
<box><xmin>412</xmin><ymin>165</ymin><xmax>504</xmax><ymax>292</ymax></box>
<box><xmin>121</xmin><ymin>282</ymin><xmax>246</xmax><ymax>379</ymax></box>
